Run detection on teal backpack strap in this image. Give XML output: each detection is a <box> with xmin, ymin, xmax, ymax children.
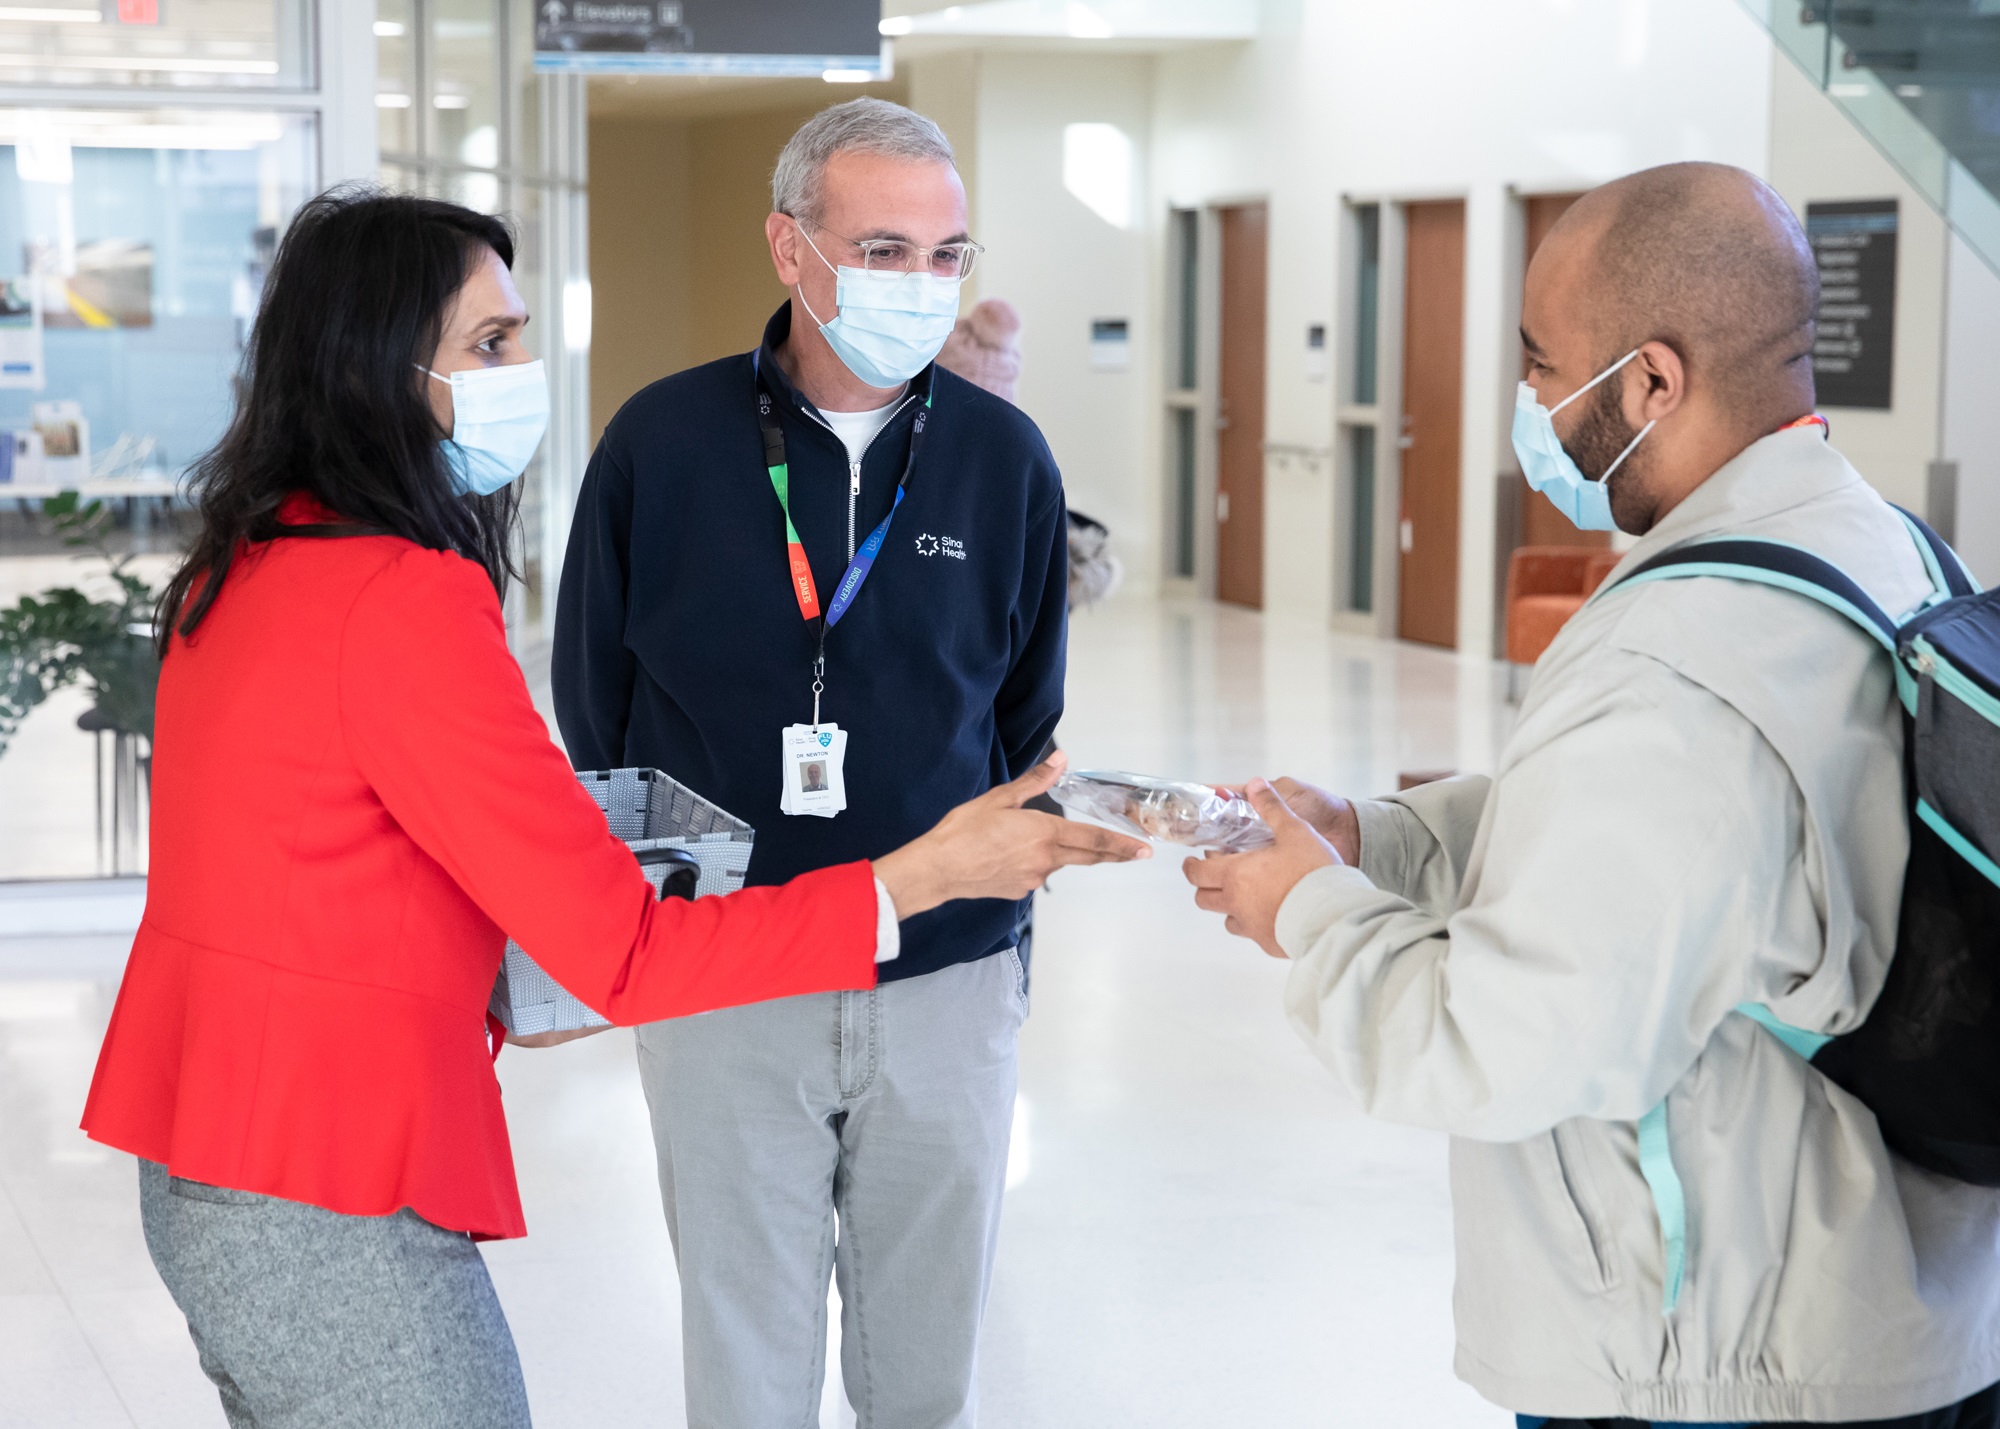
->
<box><xmin>1916</xmin><ymin>797</ymin><xmax>2000</xmax><ymax>891</ymax></box>
<box><xmin>1635</xmin><ymin>1101</ymin><xmax>1688</xmax><ymax>1315</ymax></box>
<box><xmin>1891</xmin><ymin>505</ymin><xmax>1976</xmax><ymax>602</ymax></box>
<box><xmin>1604</xmin><ymin>536</ymin><xmax>1914</xmax><ymax>711</ymax></box>
<box><xmin>1736</xmin><ymin>1001</ymin><xmax>1833</xmax><ymax>1060</ymax></box>
<box><xmin>1604</xmin><ymin>527</ymin><xmax>1954</xmax><ymax>1317</ymax></box>
<box><xmin>1637</xmin><ymin>1006</ymin><xmax>1835</xmax><ymax>1319</ymax></box>
<box><xmin>1607</xmin><ymin>537</ymin><xmax>1898</xmax><ymax>652</ymax></box>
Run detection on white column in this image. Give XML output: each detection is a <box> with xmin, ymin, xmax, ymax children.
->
<box><xmin>317</xmin><ymin>0</ymin><xmax>379</xmax><ymax>187</ymax></box>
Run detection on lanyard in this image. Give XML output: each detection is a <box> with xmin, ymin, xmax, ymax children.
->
<box><xmin>754</xmin><ymin>363</ymin><xmax>931</xmax><ymax>718</ymax></box>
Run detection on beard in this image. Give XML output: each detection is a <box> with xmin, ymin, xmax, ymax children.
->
<box><xmin>1561</xmin><ymin>376</ymin><xmax>1655</xmax><ymax>533</ymax></box>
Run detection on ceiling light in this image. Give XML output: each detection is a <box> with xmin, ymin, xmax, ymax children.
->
<box><xmin>372</xmin><ymin>19</ymin><xmax>403</xmax><ymax>36</ymax></box>
<box><xmin>1065</xmin><ymin>2</ymin><xmax>1113</xmax><ymax>38</ymax></box>
<box><xmin>0</xmin><ymin>107</ymin><xmax>286</xmax><ymax>149</ymax></box>
<box><xmin>375</xmin><ymin>92</ymin><xmax>411</xmax><ymax>108</ymax></box>
<box><xmin>433</xmin><ymin>93</ymin><xmax>470</xmax><ymax>109</ymax></box>
<box><xmin>878</xmin><ymin>15</ymin><xmax>912</xmax><ymax>35</ymax></box>
<box><xmin>822</xmin><ymin>67</ymin><xmax>873</xmax><ymax>83</ymax></box>
<box><xmin>0</xmin><ymin>52</ymin><xmax>279</xmax><ymax>72</ymax></box>
<box><xmin>0</xmin><ymin>6</ymin><xmax>102</xmax><ymax>20</ymax></box>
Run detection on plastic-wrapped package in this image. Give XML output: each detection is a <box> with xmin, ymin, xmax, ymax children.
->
<box><xmin>1050</xmin><ymin>770</ymin><xmax>1273</xmax><ymax>852</ymax></box>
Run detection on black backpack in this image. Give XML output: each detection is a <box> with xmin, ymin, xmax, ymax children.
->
<box><xmin>1611</xmin><ymin>509</ymin><xmax>2000</xmax><ymax>1184</ymax></box>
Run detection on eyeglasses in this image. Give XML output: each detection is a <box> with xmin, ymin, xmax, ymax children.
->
<box><xmin>802</xmin><ymin>220</ymin><xmax>984</xmax><ymax>281</ymax></box>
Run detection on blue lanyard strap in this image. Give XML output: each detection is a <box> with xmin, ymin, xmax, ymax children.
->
<box><xmin>828</xmin><ymin>487</ymin><xmax>906</xmax><ymax>626</ymax></box>
<box><xmin>752</xmin><ymin>362</ymin><xmax>931</xmax><ymax>645</ymax></box>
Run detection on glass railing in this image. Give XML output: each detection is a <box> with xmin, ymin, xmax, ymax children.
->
<box><xmin>1741</xmin><ymin>0</ymin><xmax>2000</xmax><ymax>275</ymax></box>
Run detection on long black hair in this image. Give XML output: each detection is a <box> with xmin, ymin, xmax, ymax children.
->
<box><xmin>158</xmin><ymin>186</ymin><xmax>522</xmax><ymax>653</ymax></box>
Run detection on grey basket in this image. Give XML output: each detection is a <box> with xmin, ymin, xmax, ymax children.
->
<box><xmin>489</xmin><ymin>768</ymin><xmax>756</xmax><ymax>1037</ymax></box>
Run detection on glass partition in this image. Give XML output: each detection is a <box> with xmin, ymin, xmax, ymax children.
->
<box><xmin>0</xmin><ymin>0</ymin><xmax>312</xmax><ymax>90</ymax></box>
<box><xmin>1165</xmin><ymin>207</ymin><xmax>1200</xmax><ymax>582</ymax></box>
<box><xmin>428</xmin><ymin>0</ymin><xmax>501</xmax><ymax>170</ymax></box>
<box><xmin>1338</xmin><ymin>201</ymin><xmax>1383</xmax><ymax>619</ymax></box>
<box><xmin>375</xmin><ymin>0</ymin><xmax>589</xmax><ymax>649</ymax></box>
<box><xmin>0</xmin><ymin>108</ymin><xmax>316</xmax><ymax>487</ymax></box>
<box><xmin>1740</xmin><ymin>0</ymin><xmax>2000</xmax><ymax>278</ymax></box>
<box><xmin>376</xmin><ymin>0</ymin><xmax>419</xmax><ymax>154</ymax></box>
<box><xmin>0</xmin><ymin>105</ymin><xmax>316</xmax><ymax>880</ymax></box>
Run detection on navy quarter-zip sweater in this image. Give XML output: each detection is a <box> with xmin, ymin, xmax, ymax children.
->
<box><xmin>552</xmin><ymin>304</ymin><xmax>1068</xmax><ymax>983</ymax></box>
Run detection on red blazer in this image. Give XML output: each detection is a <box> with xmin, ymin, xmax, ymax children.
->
<box><xmin>82</xmin><ymin>498</ymin><xmax>879</xmax><ymax>1239</ymax></box>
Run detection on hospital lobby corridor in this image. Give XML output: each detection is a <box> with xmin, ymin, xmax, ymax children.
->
<box><xmin>0</xmin><ymin>594</ymin><xmax>1515</xmax><ymax>1429</ymax></box>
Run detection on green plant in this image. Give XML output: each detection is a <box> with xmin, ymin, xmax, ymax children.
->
<box><xmin>0</xmin><ymin>492</ymin><xmax>161</xmax><ymax>759</ymax></box>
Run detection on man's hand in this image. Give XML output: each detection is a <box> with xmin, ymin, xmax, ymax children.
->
<box><xmin>1217</xmin><ymin>777</ymin><xmax>1360</xmax><ymax>867</ymax></box>
<box><xmin>1184</xmin><ymin>780</ymin><xmax>1342</xmax><ymax>958</ymax></box>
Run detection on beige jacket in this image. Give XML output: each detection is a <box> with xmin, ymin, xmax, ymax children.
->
<box><xmin>1276</xmin><ymin>426</ymin><xmax>2000</xmax><ymax>1421</ymax></box>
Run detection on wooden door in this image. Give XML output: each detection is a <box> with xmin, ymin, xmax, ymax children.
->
<box><xmin>1519</xmin><ymin>192</ymin><xmax>1608</xmax><ymax>550</ymax></box>
<box><xmin>1217</xmin><ymin>203</ymin><xmax>1268</xmax><ymax>609</ymax></box>
<box><xmin>1397</xmin><ymin>200</ymin><xmax>1464</xmax><ymax>648</ymax></box>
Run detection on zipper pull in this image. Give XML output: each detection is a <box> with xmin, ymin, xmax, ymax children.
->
<box><xmin>850</xmin><ymin>462</ymin><xmax>862</xmax><ymax>497</ymax></box>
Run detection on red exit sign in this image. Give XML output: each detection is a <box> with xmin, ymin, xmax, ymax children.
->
<box><xmin>118</xmin><ymin>0</ymin><xmax>160</xmax><ymax>23</ymax></box>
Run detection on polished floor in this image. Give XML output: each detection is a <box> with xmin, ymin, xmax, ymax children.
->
<box><xmin>0</xmin><ymin>593</ymin><xmax>1515</xmax><ymax>1427</ymax></box>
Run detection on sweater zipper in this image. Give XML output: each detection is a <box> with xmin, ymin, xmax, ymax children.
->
<box><xmin>799</xmin><ymin>390</ymin><xmax>921</xmax><ymax>563</ymax></box>
<box><xmin>848</xmin><ymin>462</ymin><xmax>862</xmax><ymax>560</ymax></box>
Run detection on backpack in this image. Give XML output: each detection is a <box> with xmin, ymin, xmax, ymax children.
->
<box><xmin>1611</xmin><ymin>508</ymin><xmax>2000</xmax><ymax>1186</ymax></box>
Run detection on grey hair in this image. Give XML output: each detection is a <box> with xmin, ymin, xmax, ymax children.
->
<box><xmin>772</xmin><ymin>98</ymin><xmax>956</xmax><ymax>224</ymax></box>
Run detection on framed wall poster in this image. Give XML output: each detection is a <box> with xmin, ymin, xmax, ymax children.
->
<box><xmin>1806</xmin><ymin>199</ymin><xmax>1897</xmax><ymax>411</ymax></box>
<box><xmin>30</xmin><ymin>400</ymin><xmax>89</xmax><ymax>485</ymax></box>
<box><xmin>42</xmin><ymin>241</ymin><xmax>155</xmax><ymax>331</ymax></box>
<box><xmin>0</xmin><ymin>279</ymin><xmax>42</xmax><ymax>390</ymax></box>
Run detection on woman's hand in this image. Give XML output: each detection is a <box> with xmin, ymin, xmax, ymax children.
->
<box><xmin>874</xmin><ymin>753</ymin><xmax>1150</xmax><ymax>919</ymax></box>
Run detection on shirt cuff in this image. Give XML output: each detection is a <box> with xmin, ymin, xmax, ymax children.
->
<box><xmin>1352</xmin><ymin>797</ymin><xmax>1413</xmax><ymax>893</ymax></box>
<box><xmin>872</xmin><ymin>877</ymin><xmax>901</xmax><ymax>964</ymax></box>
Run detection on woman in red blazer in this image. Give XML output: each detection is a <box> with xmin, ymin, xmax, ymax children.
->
<box><xmin>81</xmin><ymin>190</ymin><xmax>1142</xmax><ymax>1428</ymax></box>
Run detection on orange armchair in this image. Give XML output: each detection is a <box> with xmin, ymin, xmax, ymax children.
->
<box><xmin>1505</xmin><ymin>546</ymin><xmax>1623</xmax><ymax>668</ymax></box>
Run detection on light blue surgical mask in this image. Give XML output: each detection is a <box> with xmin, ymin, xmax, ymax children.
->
<box><xmin>421</xmin><ymin>358</ymin><xmax>550</xmax><ymax>496</ymax></box>
<box><xmin>1510</xmin><ymin>350</ymin><xmax>1655</xmax><ymax>532</ymax></box>
<box><xmin>795</xmin><ymin>226</ymin><xmax>960</xmax><ymax>390</ymax></box>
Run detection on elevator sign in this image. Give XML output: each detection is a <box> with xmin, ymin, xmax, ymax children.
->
<box><xmin>1806</xmin><ymin>199</ymin><xmax>1897</xmax><ymax>411</ymax></box>
<box><xmin>533</xmin><ymin>0</ymin><xmax>884</xmax><ymax>76</ymax></box>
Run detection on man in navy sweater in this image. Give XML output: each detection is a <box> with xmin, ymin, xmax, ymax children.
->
<box><xmin>553</xmin><ymin>98</ymin><xmax>1067</xmax><ymax>1428</ymax></box>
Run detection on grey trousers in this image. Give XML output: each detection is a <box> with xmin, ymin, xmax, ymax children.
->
<box><xmin>137</xmin><ymin>1159</ymin><xmax>531</xmax><ymax>1429</ymax></box>
<box><xmin>636</xmin><ymin>947</ymin><xmax>1028</xmax><ymax>1429</ymax></box>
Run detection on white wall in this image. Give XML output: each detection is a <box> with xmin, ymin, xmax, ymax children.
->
<box><xmin>1943</xmin><ymin>233</ymin><xmax>2000</xmax><ymax>584</ymax></box>
<box><xmin>1143</xmin><ymin>0</ymin><xmax>1774</xmax><ymax>651</ymax></box>
<box><xmin>970</xmin><ymin>52</ymin><xmax>1159</xmax><ymax>582</ymax></box>
<box><xmin>1765</xmin><ymin>53</ymin><xmax>1947</xmax><ymax>517</ymax></box>
<box><xmin>910</xmin><ymin>0</ymin><xmax>1997</xmax><ymax>643</ymax></box>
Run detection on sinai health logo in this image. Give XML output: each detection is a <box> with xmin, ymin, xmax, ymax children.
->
<box><xmin>915</xmin><ymin>532</ymin><xmax>967</xmax><ymax>561</ymax></box>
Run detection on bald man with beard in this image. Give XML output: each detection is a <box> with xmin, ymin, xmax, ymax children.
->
<box><xmin>1186</xmin><ymin>163</ymin><xmax>2000</xmax><ymax>1427</ymax></box>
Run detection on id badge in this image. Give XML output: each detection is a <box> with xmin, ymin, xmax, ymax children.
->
<box><xmin>780</xmin><ymin>723</ymin><xmax>847</xmax><ymax>818</ymax></box>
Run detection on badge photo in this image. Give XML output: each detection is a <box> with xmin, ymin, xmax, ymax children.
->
<box><xmin>780</xmin><ymin>723</ymin><xmax>848</xmax><ymax>818</ymax></box>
